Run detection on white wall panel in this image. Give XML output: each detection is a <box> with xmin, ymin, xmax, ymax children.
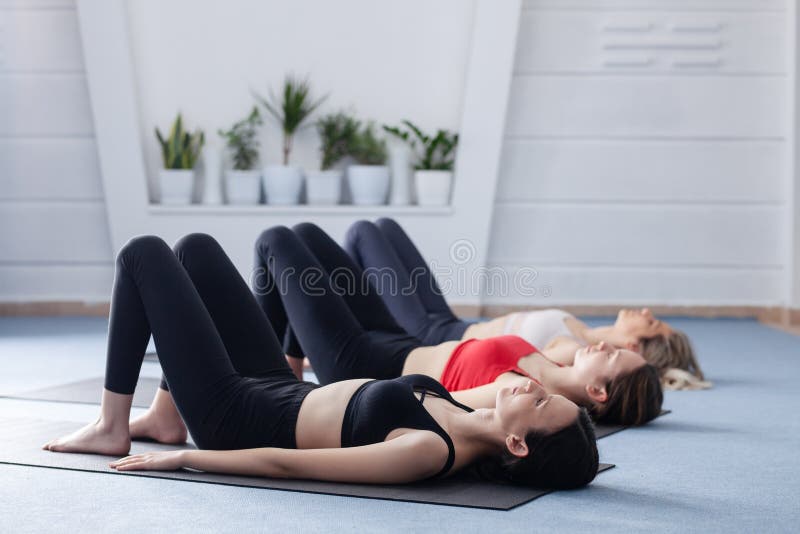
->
<box><xmin>0</xmin><ymin>139</ymin><xmax>102</xmax><ymax>199</ymax></box>
<box><xmin>0</xmin><ymin>74</ymin><xmax>94</xmax><ymax>136</ymax></box>
<box><xmin>488</xmin><ymin>204</ymin><xmax>784</xmax><ymax>267</ymax></box>
<box><xmin>0</xmin><ymin>264</ymin><xmax>112</xmax><ymax>301</ymax></box>
<box><xmin>0</xmin><ymin>0</ymin><xmax>109</xmax><ymax>303</ymax></box>
<box><xmin>515</xmin><ymin>10</ymin><xmax>786</xmax><ymax>74</ymax></box>
<box><xmin>497</xmin><ymin>140</ymin><xmax>784</xmax><ymax>202</ymax></box>
<box><xmin>0</xmin><ymin>9</ymin><xmax>84</xmax><ymax>71</ymax></box>
<box><xmin>0</xmin><ymin>202</ymin><xmax>112</xmax><ymax>262</ymax></box>
<box><xmin>505</xmin><ymin>75</ymin><xmax>785</xmax><ymax>138</ymax></box>
<box><xmin>483</xmin><ymin>264</ymin><xmax>783</xmax><ymax>305</ymax></box>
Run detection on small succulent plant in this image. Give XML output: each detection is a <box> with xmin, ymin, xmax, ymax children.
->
<box><xmin>349</xmin><ymin>122</ymin><xmax>387</xmax><ymax>166</ymax></box>
<box><xmin>218</xmin><ymin>107</ymin><xmax>262</xmax><ymax>171</ymax></box>
<box><xmin>383</xmin><ymin>120</ymin><xmax>458</xmax><ymax>171</ymax></box>
<box><xmin>316</xmin><ymin>112</ymin><xmax>360</xmax><ymax>170</ymax></box>
<box><xmin>254</xmin><ymin>75</ymin><xmax>327</xmax><ymax>165</ymax></box>
<box><xmin>155</xmin><ymin>113</ymin><xmax>205</xmax><ymax>169</ymax></box>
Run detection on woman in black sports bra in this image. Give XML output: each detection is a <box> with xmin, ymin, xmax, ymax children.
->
<box><xmin>43</xmin><ymin>233</ymin><xmax>597</xmax><ymax>488</ymax></box>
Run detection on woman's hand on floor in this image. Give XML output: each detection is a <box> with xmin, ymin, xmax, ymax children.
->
<box><xmin>109</xmin><ymin>450</ymin><xmax>185</xmax><ymax>471</ymax></box>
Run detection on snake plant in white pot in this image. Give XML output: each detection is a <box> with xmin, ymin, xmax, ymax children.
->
<box><xmin>347</xmin><ymin>123</ymin><xmax>389</xmax><ymax>205</ymax></box>
<box><xmin>218</xmin><ymin>107</ymin><xmax>263</xmax><ymax>204</ymax></box>
<box><xmin>307</xmin><ymin>112</ymin><xmax>359</xmax><ymax>204</ymax></box>
<box><xmin>155</xmin><ymin>114</ymin><xmax>205</xmax><ymax>204</ymax></box>
<box><xmin>384</xmin><ymin>120</ymin><xmax>458</xmax><ymax>206</ymax></box>
<box><xmin>255</xmin><ymin>75</ymin><xmax>326</xmax><ymax>205</ymax></box>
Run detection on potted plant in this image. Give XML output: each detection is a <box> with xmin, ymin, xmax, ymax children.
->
<box><xmin>218</xmin><ymin>107</ymin><xmax>263</xmax><ymax>204</ymax></box>
<box><xmin>307</xmin><ymin>112</ymin><xmax>359</xmax><ymax>204</ymax></box>
<box><xmin>384</xmin><ymin>120</ymin><xmax>458</xmax><ymax>206</ymax></box>
<box><xmin>347</xmin><ymin>122</ymin><xmax>389</xmax><ymax>205</ymax></box>
<box><xmin>254</xmin><ymin>75</ymin><xmax>326</xmax><ymax>205</ymax></box>
<box><xmin>155</xmin><ymin>113</ymin><xmax>204</xmax><ymax>204</ymax></box>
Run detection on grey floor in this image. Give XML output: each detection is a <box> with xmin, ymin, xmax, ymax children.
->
<box><xmin>1</xmin><ymin>317</ymin><xmax>799</xmax><ymax>533</ymax></box>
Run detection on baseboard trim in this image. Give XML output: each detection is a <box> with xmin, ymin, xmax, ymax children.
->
<box><xmin>2</xmin><ymin>301</ymin><xmax>798</xmax><ymax>327</ymax></box>
<box><xmin>464</xmin><ymin>304</ymin><xmax>799</xmax><ymax>327</ymax></box>
<box><xmin>0</xmin><ymin>301</ymin><xmax>110</xmax><ymax>317</ymax></box>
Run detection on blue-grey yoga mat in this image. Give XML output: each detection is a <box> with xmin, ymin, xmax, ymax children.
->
<box><xmin>0</xmin><ymin>417</ymin><xmax>614</xmax><ymax>510</ymax></box>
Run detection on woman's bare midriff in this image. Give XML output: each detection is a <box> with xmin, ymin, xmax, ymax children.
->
<box><xmin>462</xmin><ymin>315</ymin><xmax>510</xmax><ymax>340</ymax></box>
<box><xmin>294</xmin><ymin>378</ymin><xmax>372</xmax><ymax>450</ymax></box>
<box><xmin>401</xmin><ymin>341</ymin><xmax>462</xmax><ymax>382</ymax></box>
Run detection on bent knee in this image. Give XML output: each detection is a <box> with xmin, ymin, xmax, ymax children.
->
<box><xmin>344</xmin><ymin>219</ymin><xmax>380</xmax><ymax>247</ymax></box>
<box><xmin>375</xmin><ymin>217</ymin><xmax>401</xmax><ymax>234</ymax></box>
<box><xmin>173</xmin><ymin>232</ymin><xmax>220</xmax><ymax>257</ymax></box>
<box><xmin>255</xmin><ymin>225</ymin><xmax>296</xmax><ymax>255</ymax></box>
<box><xmin>291</xmin><ymin>221</ymin><xmax>325</xmax><ymax>238</ymax></box>
<box><xmin>118</xmin><ymin>235</ymin><xmax>171</xmax><ymax>264</ymax></box>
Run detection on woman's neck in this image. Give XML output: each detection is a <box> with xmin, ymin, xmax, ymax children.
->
<box><xmin>444</xmin><ymin>408</ymin><xmax>506</xmax><ymax>459</ymax></box>
<box><xmin>582</xmin><ymin>325</ymin><xmax>629</xmax><ymax>347</ymax></box>
<box><xmin>532</xmin><ymin>361</ymin><xmax>590</xmax><ymax>408</ymax></box>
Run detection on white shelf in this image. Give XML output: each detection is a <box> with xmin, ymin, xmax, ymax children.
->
<box><xmin>148</xmin><ymin>204</ymin><xmax>454</xmax><ymax>216</ymax></box>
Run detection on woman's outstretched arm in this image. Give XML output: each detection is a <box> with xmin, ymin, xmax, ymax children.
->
<box><xmin>109</xmin><ymin>431</ymin><xmax>448</xmax><ymax>484</ymax></box>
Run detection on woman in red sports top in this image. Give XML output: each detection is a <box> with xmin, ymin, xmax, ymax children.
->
<box><xmin>401</xmin><ymin>335</ymin><xmax>656</xmax><ymax>424</ymax></box>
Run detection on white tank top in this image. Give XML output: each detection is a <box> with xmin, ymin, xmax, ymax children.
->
<box><xmin>503</xmin><ymin>309</ymin><xmax>581</xmax><ymax>348</ymax></box>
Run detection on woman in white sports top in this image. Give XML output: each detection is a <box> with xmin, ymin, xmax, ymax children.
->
<box><xmin>344</xmin><ymin>219</ymin><xmax>706</xmax><ymax>390</ymax></box>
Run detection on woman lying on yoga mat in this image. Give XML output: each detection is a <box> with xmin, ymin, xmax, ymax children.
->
<box><xmin>43</xmin><ymin>233</ymin><xmax>598</xmax><ymax>489</ymax></box>
<box><xmin>253</xmin><ymin>223</ymin><xmax>662</xmax><ymax>426</ymax></box>
<box><xmin>344</xmin><ymin>218</ymin><xmax>706</xmax><ymax>390</ymax></box>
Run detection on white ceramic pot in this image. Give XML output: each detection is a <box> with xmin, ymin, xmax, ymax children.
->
<box><xmin>262</xmin><ymin>165</ymin><xmax>303</xmax><ymax>205</ymax></box>
<box><xmin>225</xmin><ymin>169</ymin><xmax>262</xmax><ymax>205</ymax></box>
<box><xmin>159</xmin><ymin>169</ymin><xmax>195</xmax><ymax>205</ymax></box>
<box><xmin>347</xmin><ymin>165</ymin><xmax>389</xmax><ymax>205</ymax></box>
<box><xmin>306</xmin><ymin>170</ymin><xmax>342</xmax><ymax>205</ymax></box>
<box><xmin>388</xmin><ymin>145</ymin><xmax>412</xmax><ymax>205</ymax></box>
<box><xmin>414</xmin><ymin>170</ymin><xmax>453</xmax><ymax>206</ymax></box>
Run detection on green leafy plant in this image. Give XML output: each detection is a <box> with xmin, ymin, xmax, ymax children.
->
<box><xmin>155</xmin><ymin>113</ymin><xmax>205</xmax><ymax>169</ymax></box>
<box><xmin>349</xmin><ymin>123</ymin><xmax>387</xmax><ymax>165</ymax></box>
<box><xmin>316</xmin><ymin>112</ymin><xmax>360</xmax><ymax>170</ymax></box>
<box><xmin>218</xmin><ymin>107</ymin><xmax>262</xmax><ymax>171</ymax></box>
<box><xmin>254</xmin><ymin>75</ymin><xmax>327</xmax><ymax>165</ymax></box>
<box><xmin>383</xmin><ymin>120</ymin><xmax>458</xmax><ymax>171</ymax></box>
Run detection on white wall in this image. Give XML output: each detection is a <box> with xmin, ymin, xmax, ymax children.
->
<box><xmin>0</xmin><ymin>0</ymin><xmax>113</xmax><ymax>301</ymax></box>
<box><xmin>125</xmin><ymin>0</ymin><xmax>476</xmax><ymax>201</ymax></box>
<box><xmin>487</xmin><ymin>0</ymin><xmax>793</xmax><ymax>306</ymax></box>
<box><xmin>5</xmin><ymin>0</ymin><xmax>798</xmax><ymax>310</ymax></box>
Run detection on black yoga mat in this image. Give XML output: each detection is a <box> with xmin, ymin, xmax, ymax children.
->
<box><xmin>0</xmin><ymin>417</ymin><xmax>614</xmax><ymax>510</ymax></box>
<box><xmin>2</xmin><ymin>378</ymin><xmax>669</xmax><ymax>438</ymax></box>
<box><xmin>4</xmin><ymin>377</ymin><xmax>161</xmax><ymax>409</ymax></box>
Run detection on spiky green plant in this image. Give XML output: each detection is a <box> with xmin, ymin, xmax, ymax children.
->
<box><xmin>383</xmin><ymin>120</ymin><xmax>458</xmax><ymax>171</ymax></box>
<box><xmin>316</xmin><ymin>112</ymin><xmax>360</xmax><ymax>170</ymax></box>
<box><xmin>218</xmin><ymin>107</ymin><xmax>262</xmax><ymax>171</ymax></box>
<box><xmin>349</xmin><ymin>123</ymin><xmax>387</xmax><ymax>166</ymax></box>
<box><xmin>155</xmin><ymin>113</ymin><xmax>205</xmax><ymax>169</ymax></box>
<box><xmin>254</xmin><ymin>75</ymin><xmax>327</xmax><ymax>165</ymax></box>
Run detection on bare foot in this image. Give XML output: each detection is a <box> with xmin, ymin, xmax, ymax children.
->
<box><xmin>43</xmin><ymin>419</ymin><xmax>131</xmax><ymax>455</ymax></box>
<box><xmin>129</xmin><ymin>409</ymin><xmax>187</xmax><ymax>445</ymax></box>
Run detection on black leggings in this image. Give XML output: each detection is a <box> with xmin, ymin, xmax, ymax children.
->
<box><xmin>105</xmin><ymin>233</ymin><xmax>315</xmax><ymax>450</ymax></box>
<box><xmin>253</xmin><ymin>223</ymin><xmax>422</xmax><ymax>385</ymax></box>
<box><xmin>344</xmin><ymin>218</ymin><xmax>469</xmax><ymax>346</ymax></box>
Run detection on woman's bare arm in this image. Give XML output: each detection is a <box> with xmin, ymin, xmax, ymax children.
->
<box><xmin>109</xmin><ymin>431</ymin><xmax>448</xmax><ymax>484</ymax></box>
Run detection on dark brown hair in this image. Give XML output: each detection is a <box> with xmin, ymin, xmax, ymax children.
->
<box><xmin>590</xmin><ymin>364</ymin><xmax>663</xmax><ymax>426</ymax></box>
<box><xmin>473</xmin><ymin>408</ymin><xmax>599</xmax><ymax>489</ymax></box>
<box><xmin>640</xmin><ymin>329</ymin><xmax>704</xmax><ymax>380</ymax></box>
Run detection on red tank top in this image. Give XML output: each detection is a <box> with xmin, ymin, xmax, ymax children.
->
<box><xmin>440</xmin><ymin>335</ymin><xmax>560</xmax><ymax>391</ymax></box>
